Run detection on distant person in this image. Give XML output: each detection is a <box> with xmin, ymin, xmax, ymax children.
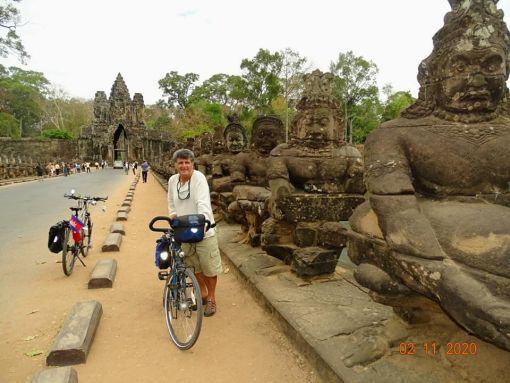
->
<box><xmin>35</xmin><ymin>163</ymin><xmax>43</xmax><ymax>178</ymax></box>
<box><xmin>132</xmin><ymin>161</ymin><xmax>138</xmax><ymax>175</ymax></box>
<box><xmin>63</xmin><ymin>162</ymin><xmax>69</xmax><ymax>177</ymax></box>
<box><xmin>141</xmin><ymin>160</ymin><xmax>149</xmax><ymax>183</ymax></box>
<box><xmin>95</xmin><ymin>161</ymin><xmax>99</xmax><ymax>170</ymax></box>
<box><xmin>54</xmin><ymin>163</ymin><xmax>60</xmax><ymax>176</ymax></box>
<box><xmin>124</xmin><ymin>160</ymin><xmax>129</xmax><ymax>175</ymax></box>
<box><xmin>86</xmin><ymin>162</ymin><xmax>91</xmax><ymax>173</ymax></box>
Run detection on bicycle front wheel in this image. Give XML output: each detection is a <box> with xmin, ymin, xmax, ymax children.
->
<box><xmin>81</xmin><ymin>218</ymin><xmax>92</xmax><ymax>257</ymax></box>
<box><xmin>62</xmin><ymin>227</ymin><xmax>78</xmax><ymax>276</ymax></box>
<box><xmin>163</xmin><ymin>268</ymin><xmax>203</xmax><ymax>350</ymax></box>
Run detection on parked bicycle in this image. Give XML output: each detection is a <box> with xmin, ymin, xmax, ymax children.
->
<box><xmin>60</xmin><ymin>190</ymin><xmax>107</xmax><ymax>276</ymax></box>
<box><xmin>149</xmin><ymin>215</ymin><xmax>211</xmax><ymax>350</ymax></box>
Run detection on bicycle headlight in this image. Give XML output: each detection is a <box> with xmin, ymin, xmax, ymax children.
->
<box><xmin>160</xmin><ymin>251</ymin><xmax>169</xmax><ymax>261</ymax></box>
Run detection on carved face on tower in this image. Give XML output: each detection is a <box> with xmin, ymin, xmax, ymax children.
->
<box><xmin>437</xmin><ymin>46</ymin><xmax>507</xmax><ymax>114</ymax></box>
<box><xmin>251</xmin><ymin>116</ymin><xmax>285</xmax><ymax>154</ymax></box>
<box><xmin>224</xmin><ymin>124</ymin><xmax>246</xmax><ymax>154</ymax></box>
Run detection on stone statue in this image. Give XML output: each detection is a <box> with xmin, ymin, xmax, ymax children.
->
<box><xmin>261</xmin><ymin>69</ymin><xmax>365</xmax><ymax>275</ymax></box>
<box><xmin>348</xmin><ymin>0</ymin><xmax>510</xmax><ymax>351</ymax></box>
<box><xmin>227</xmin><ymin>115</ymin><xmax>286</xmax><ymax>245</ymax></box>
<box><xmin>209</xmin><ymin>116</ymin><xmax>247</xmax><ymax>193</ymax></box>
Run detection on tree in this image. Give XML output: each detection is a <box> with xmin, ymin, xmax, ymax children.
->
<box><xmin>381</xmin><ymin>86</ymin><xmax>414</xmax><ymax>122</ymax></box>
<box><xmin>158</xmin><ymin>71</ymin><xmax>199</xmax><ymax>109</ymax></box>
<box><xmin>190</xmin><ymin>73</ymin><xmax>248</xmax><ymax>112</ymax></box>
<box><xmin>329</xmin><ymin>51</ymin><xmax>380</xmax><ymax>142</ymax></box>
<box><xmin>240</xmin><ymin>49</ymin><xmax>283</xmax><ymax>113</ymax></box>
<box><xmin>0</xmin><ymin>0</ymin><xmax>29</xmax><ymax>63</ymax></box>
<box><xmin>0</xmin><ymin>66</ymin><xmax>48</xmax><ymax>136</ymax></box>
<box><xmin>280</xmin><ymin>48</ymin><xmax>309</xmax><ymax>141</ymax></box>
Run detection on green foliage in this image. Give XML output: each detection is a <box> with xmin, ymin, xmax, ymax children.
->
<box><xmin>240</xmin><ymin>49</ymin><xmax>283</xmax><ymax>113</ymax></box>
<box><xmin>381</xmin><ymin>90</ymin><xmax>414</xmax><ymax>122</ymax></box>
<box><xmin>158</xmin><ymin>71</ymin><xmax>199</xmax><ymax>109</ymax></box>
<box><xmin>0</xmin><ymin>110</ymin><xmax>19</xmax><ymax>137</ymax></box>
<box><xmin>0</xmin><ymin>66</ymin><xmax>47</xmax><ymax>136</ymax></box>
<box><xmin>0</xmin><ymin>0</ymin><xmax>29</xmax><ymax>63</ymax></box>
<box><xmin>349</xmin><ymin>97</ymin><xmax>382</xmax><ymax>144</ymax></box>
<box><xmin>42</xmin><ymin>129</ymin><xmax>73</xmax><ymax>139</ymax></box>
<box><xmin>179</xmin><ymin>124</ymin><xmax>212</xmax><ymax>140</ymax></box>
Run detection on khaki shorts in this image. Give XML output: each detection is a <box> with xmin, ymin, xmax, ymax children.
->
<box><xmin>181</xmin><ymin>235</ymin><xmax>223</xmax><ymax>277</ymax></box>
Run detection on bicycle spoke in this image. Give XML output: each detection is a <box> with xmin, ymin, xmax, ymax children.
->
<box><xmin>163</xmin><ymin>269</ymin><xmax>203</xmax><ymax>349</ymax></box>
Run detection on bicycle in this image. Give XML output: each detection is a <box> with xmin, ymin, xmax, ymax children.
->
<box><xmin>149</xmin><ymin>216</ymin><xmax>210</xmax><ymax>350</ymax></box>
<box><xmin>61</xmin><ymin>191</ymin><xmax>108</xmax><ymax>276</ymax></box>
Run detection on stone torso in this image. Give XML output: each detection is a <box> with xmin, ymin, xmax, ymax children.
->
<box><xmin>269</xmin><ymin>143</ymin><xmax>364</xmax><ymax>193</ymax></box>
<box><xmin>367</xmin><ymin>116</ymin><xmax>510</xmax><ymax>198</ymax></box>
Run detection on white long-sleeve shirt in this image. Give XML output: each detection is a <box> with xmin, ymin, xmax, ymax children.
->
<box><xmin>167</xmin><ymin>170</ymin><xmax>216</xmax><ymax>237</ymax></box>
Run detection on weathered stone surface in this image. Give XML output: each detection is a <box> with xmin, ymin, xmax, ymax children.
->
<box><xmin>275</xmin><ymin>194</ymin><xmax>365</xmax><ymax>223</ymax></box>
<box><xmin>121</xmin><ymin>201</ymin><xmax>131</xmax><ymax>207</ymax></box>
<box><xmin>101</xmin><ymin>233</ymin><xmax>122</xmax><ymax>251</ymax></box>
<box><xmin>88</xmin><ymin>259</ymin><xmax>117</xmax><ymax>288</ymax></box>
<box><xmin>109</xmin><ymin>223</ymin><xmax>125</xmax><ymax>235</ymax></box>
<box><xmin>348</xmin><ymin>0</ymin><xmax>510</xmax><ymax>352</ymax></box>
<box><xmin>31</xmin><ymin>367</ymin><xmax>78</xmax><ymax>383</ymax></box>
<box><xmin>116</xmin><ymin>212</ymin><xmax>128</xmax><ymax>221</ymax></box>
<box><xmin>46</xmin><ymin>301</ymin><xmax>102</xmax><ymax>366</ymax></box>
<box><xmin>318</xmin><ymin>221</ymin><xmax>349</xmax><ymax>248</ymax></box>
<box><xmin>117</xmin><ymin>206</ymin><xmax>130</xmax><ymax>214</ymax></box>
<box><xmin>294</xmin><ymin>222</ymin><xmax>321</xmax><ymax>247</ymax></box>
<box><xmin>291</xmin><ymin>247</ymin><xmax>340</xmax><ymax>276</ymax></box>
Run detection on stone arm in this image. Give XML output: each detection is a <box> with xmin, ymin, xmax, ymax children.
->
<box><xmin>267</xmin><ymin>156</ymin><xmax>295</xmax><ymax>198</ymax></box>
<box><xmin>229</xmin><ymin>153</ymin><xmax>248</xmax><ymax>183</ymax></box>
<box><xmin>365</xmin><ymin>130</ymin><xmax>445</xmax><ymax>260</ymax></box>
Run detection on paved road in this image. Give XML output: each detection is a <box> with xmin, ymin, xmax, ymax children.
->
<box><xmin>0</xmin><ymin>169</ymin><xmax>127</xmax><ymax>257</ymax></box>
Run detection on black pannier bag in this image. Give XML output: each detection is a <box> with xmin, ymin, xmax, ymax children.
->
<box><xmin>48</xmin><ymin>221</ymin><xmax>66</xmax><ymax>253</ymax></box>
<box><xmin>172</xmin><ymin>214</ymin><xmax>207</xmax><ymax>243</ymax></box>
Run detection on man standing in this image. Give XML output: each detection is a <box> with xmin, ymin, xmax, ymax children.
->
<box><xmin>167</xmin><ymin>149</ymin><xmax>221</xmax><ymax>316</ymax></box>
<box><xmin>141</xmin><ymin>160</ymin><xmax>149</xmax><ymax>183</ymax></box>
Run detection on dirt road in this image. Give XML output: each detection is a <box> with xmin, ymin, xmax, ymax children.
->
<box><xmin>0</xmin><ymin>172</ymin><xmax>321</xmax><ymax>383</ymax></box>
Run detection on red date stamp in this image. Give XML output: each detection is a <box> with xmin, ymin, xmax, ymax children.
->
<box><xmin>399</xmin><ymin>341</ymin><xmax>477</xmax><ymax>356</ymax></box>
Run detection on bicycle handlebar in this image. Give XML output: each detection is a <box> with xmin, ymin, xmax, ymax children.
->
<box><xmin>149</xmin><ymin>216</ymin><xmax>173</xmax><ymax>233</ymax></box>
<box><xmin>64</xmin><ymin>194</ymin><xmax>108</xmax><ymax>202</ymax></box>
<box><xmin>149</xmin><ymin>216</ymin><xmax>212</xmax><ymax>233</ymax></box>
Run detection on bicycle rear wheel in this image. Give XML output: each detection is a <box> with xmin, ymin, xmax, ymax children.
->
<box><xmin>163</xmin><ymin>268</ymin><xmax>203</xmax><ymax>350</ymax></box>
<box><xmin>62</xmin><ymin>227</ymin><xmax>78</xmax><ymax>276</ymax></box>
<box><xmin>81</xmin><ymin>218</ymin><xmax>92</xmax><ymax>257</ymax></box>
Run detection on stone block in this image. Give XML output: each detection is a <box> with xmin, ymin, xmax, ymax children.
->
<box><xmin>275</xmin><ymin>194</ymin><xmax>365</xmax><ymax>222</ymax></box>
<box><xmin>294</xmin><ymin>222</ymin><xmax>321</xmax><ymax>247</ymax></box>
<box><xmin>116</xmin><ymin>212</ymin><xmax>128</xmax><ymax>221</ymax></box>
<box><xmin>121</xmin><ymin>201</ymin><xmax>131</xmax><ymax>207</ymax></box>
<box><xmin>261</xmin><ymin>244</ymin><xmax>297</xmax><ymax>264</ymax></box>
<box><xmin>318</xmin><ymin>221</ymin><xmax>349</xmax><ymax>248</ymax></box>
<box><xmin>101</xmin><ymin>233</ymin><xmax>122</xmax><ymax>251</ymax></box>
<box><xmin>31</xmin><ymin>367</ymin><xmax>78</xmax><ymax>383</ymax></box>
<box><xmin>291</xmin><ymin>247</ymin><xmax>340</xmax><ymax>276</ymax></box>
<box><xmin>46</xmin><ymin>301</ymin><xmax>102</xmax><ymax>366</ymax></box>
<box><xmin>110</xmin><ymin>223</ymin><xmax>125</xmax><ymax>235</ymax></box>
<box><xmin>88</xmin><ymin>259</ymin><xmax>117</xmax><ymax>288</ymax></box>
<box><xmin>117</xmin><ymin>206</ymin><xmax>130</xmax><ymax>214</ymax></box>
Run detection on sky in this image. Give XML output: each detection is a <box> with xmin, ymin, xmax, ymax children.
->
<box><xmin>3</xmin><ymin>0</ymin><xmax>510</xmax><ymax>105</ymax></box>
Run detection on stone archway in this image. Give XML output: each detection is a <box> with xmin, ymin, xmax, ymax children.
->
<box><xmin>113</xmin><ymin>124</ymin><xmax>129</xmax><ymax>161</ymax></box>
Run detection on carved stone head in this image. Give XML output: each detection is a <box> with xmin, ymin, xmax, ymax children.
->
<box><xmin>404</xmin><ymin>0</ymin><xmax>510</xmax><ymax>122</ymax></box>
<box><xmin>224</xmin><ymin>121</ymin><xmax>247</xmax><ymax>154</ymax></box>
<box><xmin>292</xmin><ymin>70</ymin><xmax>343</xmax><ymax>146</ymax></box>
<box><xmin>251</xmin><ymin>116</ymin><xmax>285</xmax><ymax>154</ymax></box>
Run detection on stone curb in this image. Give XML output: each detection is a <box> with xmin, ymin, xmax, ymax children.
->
<box><xmin>101</xmin><ymin>233</ymin><xmax>122</xmax><ymax>251</ymax></box>
<box><xmin>88</xmin><ymin>259</ymin><xmax>117</xmax><ymax>289</ymax></box>
<box><xmin>31</xmin><ymin>366</ymin><xmax>78</xmax><ymax>383</ymax></box>
<box><xmin>110</xmin><ymin>223</ymin><xmax>125</xmax><ymax>235</ymax></box>
<box><xmin>46</xmin><ymin>301</ymin><xmax>102</xmax><ymax>366</ymax></box>
<box><xmin>116</xmin><ymin>212</ymin><xmax>128</xmax><ymax>221</ymax></box>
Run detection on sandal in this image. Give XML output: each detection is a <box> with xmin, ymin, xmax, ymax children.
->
<box><xmin>204</xmin><ymin>299</ymin><xmax>217</xmax><ymax>317</ymax></box>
